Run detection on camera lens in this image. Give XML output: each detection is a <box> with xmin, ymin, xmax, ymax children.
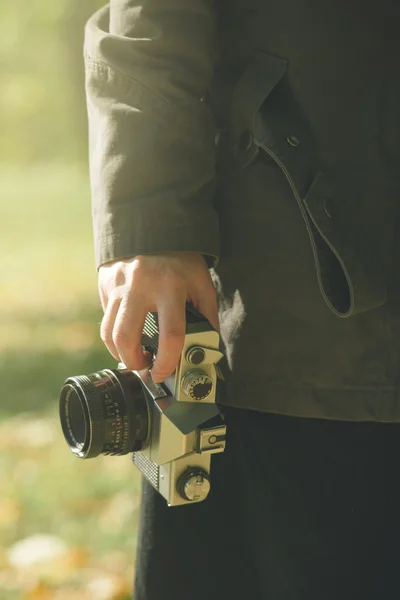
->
<box><xmin>59</xmin><ymin>369</ymin><xmax>149</xmax><ymax>459</ymax></box>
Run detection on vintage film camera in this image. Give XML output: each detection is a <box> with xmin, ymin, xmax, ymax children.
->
<box><xmin>59</xmin><ymin>306</ymin><xmax>227</xmax><ymax>506</ymax></box>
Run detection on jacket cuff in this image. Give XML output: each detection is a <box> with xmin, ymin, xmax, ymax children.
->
<box><xmin>93</xmin><ymin>178</ymin><xmax>220</xmax><ymax>270</ymax></box>
<box><xmin>96</xmin><ymin>225</ymin><xmax>219</xmax><ymax>270</ymax></box>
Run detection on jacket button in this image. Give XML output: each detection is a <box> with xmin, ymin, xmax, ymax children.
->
<box><xmin>324</xmin><ymin>197</ymin><xmax>335</xmax><ymax>219</ymax></box>
<box><xmin>286</xmin><ymin>135</ymin><xmax>300</xmax><ymax>147</ymax></box>
<box><xmin>238</xmin><ymin>129</ymin><xmax>253</xmax><ymax>152</ymax></box>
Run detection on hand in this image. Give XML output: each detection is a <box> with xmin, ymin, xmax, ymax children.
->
<box><xmin>98</xmin><ymin>252</ymin><xmax>219</xmax><ymax>383</ymax></box>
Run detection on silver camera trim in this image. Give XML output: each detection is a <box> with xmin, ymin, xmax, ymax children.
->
<box><xmin>127</xmin><ymin>325</ymin><xmax>227</xmax><ymax>506</ymax></box>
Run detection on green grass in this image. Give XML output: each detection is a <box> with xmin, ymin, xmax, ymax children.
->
<box><xmin>0</xmin><ymin>163</ymin><xmax>141</xmax><ymax>599</ymax></box>
<box><xmin>0</xmin><ymin>163</ymin><xmax>110</xmax><ymax>414</ymax></box>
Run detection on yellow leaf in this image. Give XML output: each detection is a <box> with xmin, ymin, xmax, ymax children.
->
<box><xmin>24</xmin><ymin>581</ymin><xmax>53</xmax><ymax>600</ymax></box>
<box><xmin>58</xmin><ymin>546</ymin><xmax>90</xmax><ymax>572</ymax></box>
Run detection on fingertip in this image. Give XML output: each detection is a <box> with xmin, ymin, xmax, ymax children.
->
<box><xmin>150</xmin><ymin>362</ymin><xmax>173</xmax><ymax>383</ymax></box>
<box><xmin>122</xmin><ymin>348</ymin><xmax>152</xmax><ymax>372</ymax></box>
<box><xmin>150</xmin><ymin>370</ymin><xmax>164</xmax><ymax>384</ymax></box>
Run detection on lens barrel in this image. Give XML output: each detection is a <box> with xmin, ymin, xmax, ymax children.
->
<box><xmin>59</xmin><ymin>369</ymin><xmax>149</xmax><ymax>459</ymax></box>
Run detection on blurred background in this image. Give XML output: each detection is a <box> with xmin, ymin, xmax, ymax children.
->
<box><xmin>1</xmin><ymin>2</ymin><xmax>141</xmax><ymax>598</ymax></box>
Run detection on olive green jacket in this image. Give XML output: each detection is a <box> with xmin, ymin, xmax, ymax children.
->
<box><xmin>85</xmin><ymin>1</ymin><xmax>400</xmax><ymax>421</ymax></box>
<box><xmin>85</xmin><ymin>0</ymin><xmax>399</xmax><ymax>318</ymax></box>
<box><xmin>85</xmin><ymin>1</ymin><xmax>219</xmax><ymax>270</ymax></box>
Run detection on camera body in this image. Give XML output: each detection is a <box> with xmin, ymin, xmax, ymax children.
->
<box><xmin>59</xmin><ymin>307</ymin><xmax>227</xmax><ymax>507</ymax></box>
<box><xmin>131</xmin><ymin>310</ymin><xmax>226</xmax><ymax>506</ymax></box>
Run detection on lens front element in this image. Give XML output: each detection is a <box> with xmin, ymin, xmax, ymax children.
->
<box><xmin>59</xmin><ymin>369</ymin><xmax>149</xmax><ymax>459</ymax></box>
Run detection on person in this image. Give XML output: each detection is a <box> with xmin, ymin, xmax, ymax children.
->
<box><xmin>84</xmin><ymin>1</ymin><xmax>400</xmax><ymax>598</ymax></box>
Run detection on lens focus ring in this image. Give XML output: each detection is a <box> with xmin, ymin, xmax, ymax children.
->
<box><xmin>59</xmin><ymin>369</ymin><xmax>149</xmax><ymax>460</ymax></box>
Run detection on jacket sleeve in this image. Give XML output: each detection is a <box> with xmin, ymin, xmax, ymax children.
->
<box><xmin>84</xmin><ymin>1</ymin><xmax>219</xmax><ymax>269</ymax></box>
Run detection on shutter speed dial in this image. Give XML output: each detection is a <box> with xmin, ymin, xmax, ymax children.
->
<box><xmin>181</xmin><ymin>369</ymin><xmax>213</xmax><ymax>401</ymax></box>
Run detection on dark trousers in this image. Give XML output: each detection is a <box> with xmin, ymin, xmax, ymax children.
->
<box><xmin>133</xmin><ymin>407</ymin><xmax>400</xmax><ymax>600</ymax></box>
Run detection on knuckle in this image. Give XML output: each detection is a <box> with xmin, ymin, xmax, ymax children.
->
<box><xmin>100</xmin><ymin>266</ymin><xmax>130</xmax><ymax>297</ymax></box>
<box><xmin>122</xmin><ymin>350</ymin><xmax>144</xmax><ymax>372</ymax></box>
<box><xmin>112</xmin><ymin>328</ymin><xmax>131</xmax><ymax>349</ymax></box>
<box><xmin>100</xmin><ymin>328</ymin><xmax>108</xmax><ymax>345</ymax></box>
<box><xmin>100</xmin><ymin>322</ymin><xmax>111</xmax><ymax>345</ymax></box>
<box><xmin>127</xmin><ymin>259</ymin><xmax>148</xmax><ymax>284</ymax></box>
